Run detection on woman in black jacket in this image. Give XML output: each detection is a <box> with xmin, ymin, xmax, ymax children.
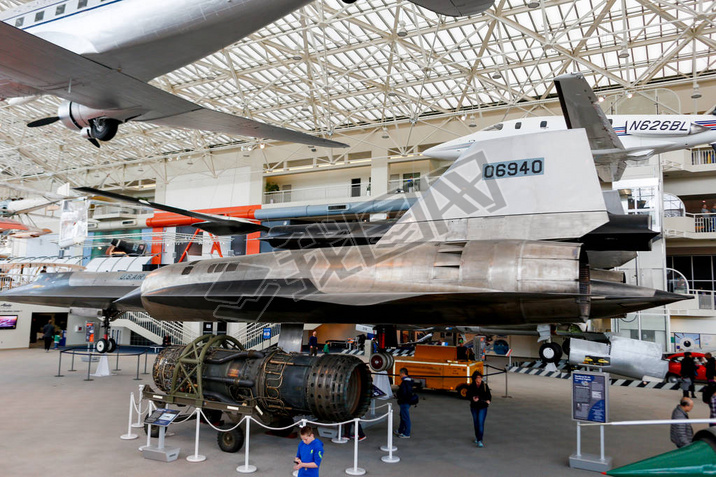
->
<box><xmin>466</xmin><ymin>370</ymin><xmax>491</xmax><ymax>447</ymax></box>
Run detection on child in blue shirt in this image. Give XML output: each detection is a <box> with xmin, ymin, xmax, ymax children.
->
<box><xmin>294</xmin><ymin>426</ymin><xmax>324</xmax><ymax>477</ymax></box>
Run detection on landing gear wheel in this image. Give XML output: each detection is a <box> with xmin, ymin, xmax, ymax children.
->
<box><xmin>539</xmin><ymin>342</ymin><xmax>562</xmax><ymax>364</ymax></box>
<box><xmin>270</xmin><ymin>417</ymin><xmax>295</xmax><ymax>437</ymax></box>
<box><xmin>95</xmin><ymin>338</ymin><xmax>108</xmax><ymax>353</ymax></box>
<box><xmin>666</xmin><ymin>373</ymin><xmax>680</xmax><ymax>384</ymax></box>
<box><xmin>455</xmin><ymin>384</ymin><xmax>469</xmax><ymax>400</ymax></box>
<box><xmin>369</xmin><ymin>352</ymin><xmax>394</xmax><ymax>372</ymax></box>
<box><xmin>107</xmin><ymin>338</ymin><xmax>117</xmax><ymax>353</ymax></box>
<box><xmin>217</xmin><ymin>428</ymin><xmax>245</xmax><ymax>453</ymax></box>
<box><xmin>90</xmin><ymin>118</ymin><xmax>120</xmax><ymax>142</ymax></box>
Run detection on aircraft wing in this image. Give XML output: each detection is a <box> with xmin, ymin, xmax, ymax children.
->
<box><xmin>0</xmin><ymin>23</ymin><xmax>346</xmax><ymax>149</ymax></box>
<box><xmin>554</xmin><ymin>73</ymin><xmax>628</xmax><ymax>182</ymax></box>
<box><xmin>0</xmin><ymin>218</ymin><xmax>29</xmax><ymax>232</ymax></box>
<box><xmin>75</xmin><ymin>187</ymin><xmax>269</xmax><ymax>235</ymax></box>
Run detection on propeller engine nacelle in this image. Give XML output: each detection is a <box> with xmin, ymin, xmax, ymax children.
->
<box><xmin>58</xmin><ymin>101</ymin><xmax>120</xmax><ymax>142</ymax></box>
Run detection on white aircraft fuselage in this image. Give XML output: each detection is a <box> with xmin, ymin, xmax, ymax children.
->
<box><xmin>425</xmin><ymin>115</ymin><xmax>716</xmax><ymax>162</ymax></box>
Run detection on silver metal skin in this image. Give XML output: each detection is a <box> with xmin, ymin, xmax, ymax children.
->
<box><xmin>567</xmin><ymin>336</ymin><xmax>668</xmax><ymax>380</ymax></box>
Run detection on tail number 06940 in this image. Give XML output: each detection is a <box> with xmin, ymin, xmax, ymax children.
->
<box><xmin>483</xmin><ymin>158</ymin><xmax>544</xmax><ymax>180</ymax></box>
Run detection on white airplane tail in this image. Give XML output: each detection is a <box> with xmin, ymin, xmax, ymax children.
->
<box><xmin>378</xmin><ymin>129</ymin><xmax>609</xmax><ymax>245</ymax></box>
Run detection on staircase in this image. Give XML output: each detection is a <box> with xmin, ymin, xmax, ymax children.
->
<box><xmin>114</xmin><ymin>311</ymin><xmax>283</xmax><ymax>349</ymax></box>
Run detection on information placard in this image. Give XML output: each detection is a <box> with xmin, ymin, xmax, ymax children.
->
<box><xmin>572</xmin><ymin>371</ymin><xmax>609</xmax><ymax>423</ymax></box>
<box><xmin>144</xmin><ymin>408</ymin><xmax>180</xmax><ymax>427</ymax></box>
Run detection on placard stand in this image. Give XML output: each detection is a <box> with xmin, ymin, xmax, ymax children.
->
<box><xmin>142</xmin><ymin>409</ymin><xmax>181</xmax><ymax>462</ymax></box>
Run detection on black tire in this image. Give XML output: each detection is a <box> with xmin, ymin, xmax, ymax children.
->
<box><xmin>143</xmin><ymin>424</ymin><xmax>160</xmax><ymax>438</ymax></box>
<box><xmin>455</xmin><ymin>384</ymin><xmax>469</xmax><ymax>400</ymax></box>
<box><xmin>666</xmin><ymin>373</ymin><xmax>680</xmax><ymax>384</ymax></box>
<box><xmin>95</xmin><ymin>338</ymin><xmax>107</xmax><ymax>353</ymax></box>
<box><xmin>90</xmin><ymin>118</ymin><xmax>120</xmax><ymax>141</ymax></box>
<box><xmin>217</xmin><ymin>428</ymin><xmax>244</xmax><ymax>453</ymax></box>
<box><xmin>562</xmin><ymin>338</ymin><xmax>571</xmax><ymax>357</ymax></box>
<box><xmin>270</xmin><ymin>417</ymin><xmax>295</xmax><ymax>437</ymax></box>
<box><xmin>369</xmin><ymin>352</ymin><xmax>393</xmax><ymax>372</ymax></box>
<box><xmin>539</xmin><ymin>342</ymin><xmax>562</xmax><ymax>364</ymax></box>
<box><xmin>107</xmin><ymin>338</ymin><xmax>117</xmax><ymax>353</ymax></box>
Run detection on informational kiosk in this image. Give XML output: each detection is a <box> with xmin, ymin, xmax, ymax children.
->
<box><xmin>142</xmin><ymin>408</ymin><xmax>181</xmax><ymax>462</ymax></box>
<box><xmin>569</xmin><ymin>371</ymin><xmax>612</xmax><ymax>472</ymax></box>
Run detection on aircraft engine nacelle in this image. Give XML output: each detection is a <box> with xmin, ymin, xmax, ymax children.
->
<box><xmin>154</xmin><ymin>345</ymin><xmax>373</xmax><ymax>422</ymax></box>
<box><xmin>58</xmin><ymin>101</ymin><xmax>112</xmax><ymax>131</ymax></box>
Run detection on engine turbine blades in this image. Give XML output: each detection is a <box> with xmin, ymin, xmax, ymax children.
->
<box><xmin>27</xmin><ymin>116</ymin><xmax>60</xmax><ymax>128</ymax></box>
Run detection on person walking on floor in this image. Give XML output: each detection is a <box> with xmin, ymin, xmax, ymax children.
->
<box><xmin>308</xmin><ymin>331</ymin><xmax>318</xmax><ymax>357</ymax></box>
<box><xmin>396</xmin><ymin>367</ymin><xmax>414</xmax><ymax>438</ymax></box>
<box><xmin>680</xmin><ymin>352</ymin><xmax>698</xmax><ymax>399</ymax></box>
<box><xmin>41</xmin><ymin>321</ymin><xmax>55</xmax><ymax>352</ymax></box>
<box><xmin>670</xmin><ymin>397</ymin><xmax>694</xmax><ymax>448</ymax></box>
<box><xmin>467</xmin><ymin>370</ymin><xmax>491</xmax><ymax>448</ymax></box>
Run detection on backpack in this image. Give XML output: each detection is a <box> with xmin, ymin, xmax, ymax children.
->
<box><xmin>409</xmin><ymin>393</ymin><xmax>419</xmax><ymax>405</ymax></box>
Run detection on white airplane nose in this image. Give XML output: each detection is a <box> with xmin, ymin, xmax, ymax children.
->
<box><xmin>423</xmin><ymin>145</ymin><xmax>460</xmax><ymax>161</ymax></box>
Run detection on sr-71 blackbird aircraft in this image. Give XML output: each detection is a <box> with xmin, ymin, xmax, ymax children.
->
<box><xmin>0</xmin><ymin>0</ymin><xmax>493</xmax><ymax>148</ymax></box>
<box><xmin>425</xmin><ymin>73</ymin><xmax>716</xmax><ymax>182</ymax></box>
<box><xmin>0</xmin><ymin>128</ymin><xmax>685</xmax><ymax>348</ymax></box>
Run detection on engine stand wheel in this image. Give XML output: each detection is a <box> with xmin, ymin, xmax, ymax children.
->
<box><xmin>539</xmin><ymin>342</ymin><xmax>563</xmax><ymax>364</ymax></box>
<box><xmin>217</xmin><ymin>427</ymin><xmax>245</xmax><ymax>453</ymax></box>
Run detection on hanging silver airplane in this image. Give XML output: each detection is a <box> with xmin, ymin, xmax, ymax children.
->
<box><xmin>424</xmin><ymin>73</ymin><xmax>716</xmax><ymax>182</ymax></box>
<box><xmin>0</xmin><ymin>0</ymin><xmax>494</xmax><ymax>149</ymax></box>
<box><xmin>0</xmin><ymin>128</ymin><xmax>686</xmax><ymax>357</ymax></box>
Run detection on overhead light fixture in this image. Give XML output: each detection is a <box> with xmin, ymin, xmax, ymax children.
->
<box><xmin>618</xmin><ymin>48</ymin><xmax>630</xmax><ymax>59</ymax></box>
<box><xmin>492</xmin><ymin>71</ymin><xmax>502</xmax><ymax>79</ymax></box>
<box><xmin>626</xmin><ymin>91</ymin><xmax>633</xmax><ymax>99</ymax></box>
<box><xmin>301</xmin><ymin>102</ymin><xmax>311</xmax><ymax>112</ymax></box>
<box><xmin>259</xmin><ymin>142</ymin><xmax>266</xmax><ymax>149</ymax></box>
<box><xmin>137</xmin><ymin>165</ymin><xmax>144</xmax><ymax>173</ymax></box>
<box><xmin>598</xmin><ymin>96</ymin><xmax>605</xmax><ymax>103</ymax></box>
<box><xmin>691</xmin><ymin>84</ymin><xmax>702</xmax><ymax>99</ymax></box>
<box><xmin>187</xmin><ymin>159</ymin><xmax>193</xmax><ymax>165</ymax></box>
<box><xmin>468</xmin><ymin>115</ymin><xmax>477</xmax><ymax>128</ymax></box>
<box><xmin>291</xmin><ymin>50</ymin><xmax>302</xmax><ymax>61</ymax></box>
<box><xmin>527</xmin><ymin>1</ymin><xmax>540</xmax><ymax>8</ymax></box>
<box><xmin>397</xmin><ymin>22</ymin><xmax>407</xmax><ymax>37</ymax></box>
<box><xmin>381</xmin><ymin>127</ymin><xmax>389</xmax><ymax>139</ymax></box>
<box><xmin>388</xmin><ymin>91</ymin><xmax>397</xmax><ymax>97</ymax></box>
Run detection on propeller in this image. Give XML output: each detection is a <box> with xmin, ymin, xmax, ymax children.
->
<box><xmin>87</xmin><ymin>138</ymin><xmax>100</xmax><ymax>148</ymax></box>
<box><xmin>27</xmin><ymin>116</ymin><xmax>60</xmax><ymax>128</ymax></box>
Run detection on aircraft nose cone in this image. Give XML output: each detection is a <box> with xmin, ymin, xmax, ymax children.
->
<box><xmin>423</xmin><ymin>145</ymin><xmax>459</xmax><ymax>161</ymax></box>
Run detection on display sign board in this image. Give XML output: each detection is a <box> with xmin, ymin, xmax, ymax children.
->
<box><xmin>572</xmin><ymin>371</ymin><xmax>609</xmax><ymax>423</ymax></box>
<box><xmin>263</xmin><ymin>327</ymin><xmax>271</xmax><ymax>340</ymax></box>
<box><xmin>144</xmin><ymin>408</ymin><xmax>180</xmax><ymax>427</ymax></box>
<box><xmin>85</xmin><ymin>322</ymin><xmax>94</xmax><ymax>343</ymax></box>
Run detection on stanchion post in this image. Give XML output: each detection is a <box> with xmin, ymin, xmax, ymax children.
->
<box><xmin>115</xmin><ymin>349</ymin><xmax>121</xmax><ymax>371</ymax></box>
<box><xmin>85</xmin><ymin>352</ymin><xmax>93</xmax><ymax>381</ymax></box>
<box><xmin>576</xmin><ymin>422</ymin><xmax>582</xmax><ymax>457</ymax></box>
<box><xmin>69</xmin><ymin>350</ymin><xmax>76</xmax><ymax>371</ymax></box>
<box><xmin>502</xmin><ymin>365</ymin><xmax>512</xmax><ymax>398</ymax></box>
<box><xmin>600</xmin><ymin>425</ymin><xmax>605</xmax><ymax>462</ymax></box>
<box><xmin>121</xmin><ymin>392</ymin><xmax>139</xmax><ymax>440</ymax></box>
<box><xmin>56</xmin><ymin>350</ymin><xmax>64</xmax><ymax>377</ymax></box>
<box><xmin>345</xmin><ymin>418</ymin><xmax>366</xmax><ymax>476</ymax></box>
<box><xmin>332</xmin><ymin>422</ymin><xmax>349</xmax><ymax>444</ymax></box>
<box><xmin>236</xmin><ymin>416</ymin><xmax>257</xmax><ymax>473</ymax></box>
<box><xmin>381</xmin><ymin>403</ymin><xmax>400</xmax><ymax>463</ymax></box>
<box><xmin>134</xmin><ymin>354</ymin><xmax>141</xmax><ymax>380</ymax></box>
<box><xmin>132</xmin><ymin>385</ymin><xmax>145</xmax><ymax>428</ymax></box>
<box><xmin>187</xmin><ymin>408</ymin><xmax>206</xmax><ymax>462</ymax></box>
<box><xmin>143</xmin><ymin>351</ymin><xmax>149</xmax><ymax>375</ymax></box>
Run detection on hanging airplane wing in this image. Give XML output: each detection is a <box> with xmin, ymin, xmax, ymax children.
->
<box><xmin>0</xmin><ymin>23</ymin><xmax>346</xmax><ymax>149</ymax></box>
<box><xmin>554</xmin><ymin>73</ymin><xmax>628</xmax><ymax>182</ymax></box>
<box><xmin>74</xmin><ymin>187</ymin><xmax>269</xmax><ymax>235</ymax></box>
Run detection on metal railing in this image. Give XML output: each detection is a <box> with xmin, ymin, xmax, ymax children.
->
<box><xmin>119</xmin><ymin>311</ymin><xmax>199</xmax><ymax>345</ymax></box>
<box><xmin>682</xmin><ymin>213</ymin><xmax>716</xmax><ymax>233</ymax></box>
<box><xmin>692</xmin><ymin>148</ymin><xmax>716</xmax><ymax>166</ymax></box>
<box><xmin>696</xmin><ymin>290</ymin><xmax>716</xmax><ymax>310</ymax></box>
<box><xmin>264</xmin><ymin>183</ymin><xmax>371</xmax><ymax>204</ymax></box>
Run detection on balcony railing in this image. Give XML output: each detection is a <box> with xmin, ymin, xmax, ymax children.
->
<box><xmin>693</xmin><ymin>213</ymin><xmax>716</xmax><ymax>233</ymax></box>
<box><xmin>264</xmin><ymin>183</ymin><xmax>371</xmax><ymax>204</ymax></box>
<box><xmin>692</xmin><ymin>148</ymin><xmax>716</xmax><ymax>166</ymax></box>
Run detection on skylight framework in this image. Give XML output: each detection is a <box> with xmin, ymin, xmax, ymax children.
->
<box><xmin>0</xmin><ymin>0</ymin><xmax>714</xmax><ymax>189</ymax></box>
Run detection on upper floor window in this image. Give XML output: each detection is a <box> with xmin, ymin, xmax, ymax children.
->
<box><xmin>14</xmin><ymin>17</ymin><xmax>24</xmax><ymax>27</ymax></box>
<box><xmin>56</xmin><ymin>4</ymin><xmax>66</xmax><ymax>15</ymax></box>
<box><xmin>34</xmin><ymin>11</ymin><xmax>44</xmax><ymax>22</ymax></box>
<box><xmin>78</xmin><ymin>0</ymin><xmax>88</xmax><ymax>8</ymax></box>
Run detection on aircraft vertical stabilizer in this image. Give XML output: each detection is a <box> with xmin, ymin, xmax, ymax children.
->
<box><xmin>378</xmin><ymin>129</ymin><xmax>609</xmax><ymax>245</ymax></box>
